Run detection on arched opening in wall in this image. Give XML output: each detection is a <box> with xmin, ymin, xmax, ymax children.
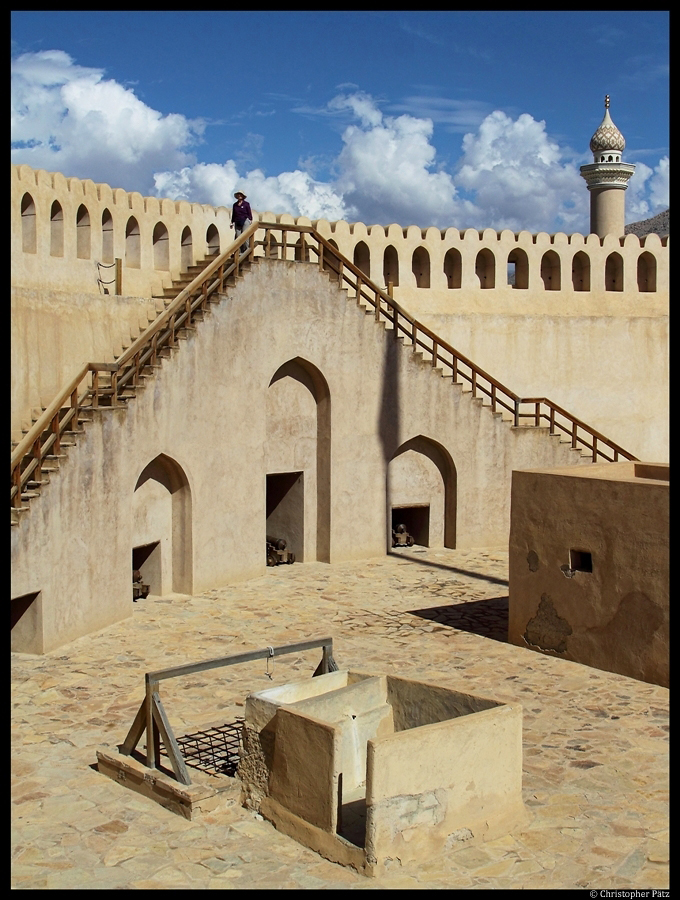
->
<box><xmin>125</xmin><ymin>217</ymin><xmax>140</xmax><ymax>269</ymax></box>
<box><xmin>101</xmin><ymin>209</ymin><xmax>114</xmax><ymax>264</ymax></box>
<box><xmin>443</xmin><ymin>248</ymin><xmax>462</xmax><ymax>289</ymax></box>
<box><xmin>181</xmin><ymin>226</ymin><xmax>193</xmax><ymax>270</ymax></box>
<box><xmin>412</xmin><ymin>247</ymin><xmax>430</xmax><ymax>288</ymax></box>
<box><xmin>132</xmin><ymin>453</ymin><xmax>193</xmax><ymax>597</ymax></box>
<box><xmin>637</xmin><ymin>252</ymin><xmax>657</xmax><ymax>292</ymax></box>
<box><xmin>265</xmin><ymin>358</ymin><xmax>331</xmax><ymax>564</ymax></box>
<box><xmin>76</xmin><ymin>204</ymin><xmax>91</xmax><ymax>259</ymax></box>
<box><xmin>324</xmin><ymin>239</ymin><xmax>340</xmax><ymax>279</ymax></box>
<box><xmin>295</xmin><ymin>236</ymin><xmax>310</xmax><ymax>262</ymax></box>
<box><xmin>507</xmin><ymin>249</ymin><xmax>528</xmax><ymax>289</ymax></box>
<box><xmin>353</xmin><ymin>241</ymin><xmax>370</xmax><ymax>278</ymax></box>
<box><xmin>605</xmin><ymin>252</ymin><xmax>624</xmax><ymax>292</ymax></box>
<box><xmin>153</xmin><ymin>222</ymin><xmax>170</xmax><ymax>271</ymax></box>
<box><xmin>388</xmin><ymin>436</ymin><xmax>456</xmax><ymax>549</ymax></box>
<box><xmin>50</xmin><ymin>201</ymin><xmax>64</xmax><ymax>257</ymax></box>
<box><xmin>572</xmin><ymin>251</ymin><xmax>590</xmax><ymax>291</ymax></box>
<box><xmin>21</xmin><ymin>193</ymin><xmax>37</xmax><ymax>254</ymax></box>
<box><xmin>206</xmin><ymin>224</ymin><xmax>220</xmax><ymax>257</ymax></box>
<box><xmin>475</xmin><ymin>248</ymin><xmax>495</xmax><ymax>289</ymax></box>
<box><xmin>383</xmin><ymin>245</ymin><xmax>399</xmax><ymax>289</ymax></box>
<box><xmin>540</xmin><ymin>250</ymin><xmax>561</xmax><ymax>290</ymax></box>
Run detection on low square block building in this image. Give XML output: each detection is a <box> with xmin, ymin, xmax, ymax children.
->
<box><xmin>508</xmin><ymin>461</ymin><xmax>669</xmax><ymax>687</ymax></box>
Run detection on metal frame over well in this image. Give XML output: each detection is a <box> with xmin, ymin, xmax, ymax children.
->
<box><xmin>119</xmin><ymin>637</ymin><xmax>338</xmax><ymax>786</ymax></box>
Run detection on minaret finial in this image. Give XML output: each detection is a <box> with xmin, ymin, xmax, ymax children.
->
<box><xmin>605</xmin><ymin>94</ymin><xmax>610</xmax><ymax>109</ymax></box>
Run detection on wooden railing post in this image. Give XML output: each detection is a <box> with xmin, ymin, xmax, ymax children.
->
<box><xmin>51</xmin><ymin>413</ymin><xmax>61</xmax><ymax>454</ymax></box>
<box><xmin>12</xmin><ymin>466</ymin><xmax>22</xmax><ymax>508</ymax></box>
<box><xmin>514</xmin><ymin>399</ymin><xmax>520</xmax><ymax>428</ymax></box>
<box><xmin>115</xmin><ymin>258</ymin><xmax>122</xmax><ymax>296</ymax></box>
<box><xmin>535</xmin><ymin>402</ymin><xmax>540</xmax><ymax>427</ymax></box>
<box><xmin>32</xmin><ymin>439</ymin><xmax>41</xmax><ymax>484</ymax></box>
<box><xmin>91</xmin><ymin>369</ymin><xmax>99</xmax><ymax>408</ymax></box>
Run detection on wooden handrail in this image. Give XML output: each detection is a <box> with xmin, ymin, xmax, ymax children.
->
<box><xmin>11</xmin><ymin>362</ymin><xmax>91</xmax><ymax>471</ymax></box>
<box><xmin>12</xmin><ymin>220</ymin><xmax>638</xmax><ymax>509</ymax></box>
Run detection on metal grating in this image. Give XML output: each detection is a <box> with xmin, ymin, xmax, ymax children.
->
<box><xmin>160</xmin><ymin>718</ymin><xmax>244</xmax><ymax>777</ymax></box>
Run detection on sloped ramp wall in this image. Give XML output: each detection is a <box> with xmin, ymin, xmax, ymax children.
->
<box><xmin>11</xmin><ymin>258</ymin><xmax>589</xmax><ymax>652</ymax></box>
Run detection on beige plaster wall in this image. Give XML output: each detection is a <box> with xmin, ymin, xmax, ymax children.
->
<box><xmin>508</xmin><ymin>463</ymin><xmax>669</xmax><ymax>686</ymax></box>
<box><xmin>11</xmin><ymin>286</ymin><xmax>162</xmax><ymax>439</ymax></box>
<box><xmin>12</xmin><ymin>258</ymin><xmax>592</xmax><ymax>652</ymax></box>
<box><xmin>407</xmin><ymin>311</ymin><xmax>668</xmax><ymax>462</ymax></box>
<box><xmin>366</xmin><ymin>702</ymin><xmax>526</xmax><ymax>867</ymax></box>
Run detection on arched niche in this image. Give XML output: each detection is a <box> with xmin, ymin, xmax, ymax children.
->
<box><xmin>153</xmin><ymin>222</ymin><xmax>170</xmax><ymax>271</ymax></box>
<box><xmin>637</xmin><ymin>252</ymin><xmax>656</xmax><ymax>292</ymax></box>
<box><xmin>50</xmin><ymin>200</ymin><xmax>64</xmax><ymax>257</ymax></box>
<box><xmin>444</xmin><ymin>248</ymin><xmax>462</xmax><ymax>289</ymax></box>
<box><xmin>265</xmin><ymin>358</ymin><xmax>331</xmax><ymax>564</ymax></box>
<box><xmin>507</xmin><ymin>248</ymin><xmax>528</xmax><ymax>289</ymax></box>
<box><xmin>101</xmin><ymin>209</ymin><xmax>114</xmax><ymax>264</ymax></box>
<box><xmin>353</xmin><ymin>240</ymin><xmax>370</xmax><ymax>278</ymax></box>
<box><xmin>76</xmin><ymin>204</ymin><xmax>91</xmax><ymax>259</ymax></box>
<box><xmin>383</xmin><ymin>244</ymin><xmax>399</xmax><ymax>289</ymax></box>
<box><xmin>181</xmin><ymin>226</ymin><xmax>193</xmax><ymax>270</ymax></box>
<box><xmin>387</xmin><ymin>435</ymin><xmax>456</xmax><ymax>550</ymax></box>
<box><xmin>21</xmin><ymin>192</ymin><xmax>36</xmax><ymax>254</ymax></box>
<box><xmin>125</xmin><ymin>216</ymin><xmax>140</xmax><ymax>269</ymax></box>
<box><xmin>412</xmin><ymin>246</ymin><xmax>430</xmax><ymax>288</ymax></box>
<box><xmin>572</xmin><ymin>251</ymin><xmax>590</xmax><ymax>291</ymax></box>
<box><xmin>540</xmin><ymin>250</ymin><xmax>561</xmax><ymax>290</ymax></box>
<box><xmin>132</xmin><ymin>453</ymin><xmax>192</xmax><ymax>596</ymax></box>
<box><xmin>605</xmin><ymin>252</ymin><xmax>624</xmax><ymax>292</ymax></box>
<box><xmin>206</xmin><ymin>224</ymin><xmax>220</xmax><ymax>257</ymax></box>
<box><xmin>475</xmin><ymin>248</ymin><xmax>495</xmax><ymax>289</ymax></box>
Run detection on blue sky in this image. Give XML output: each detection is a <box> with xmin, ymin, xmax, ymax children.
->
<box><xmin>11</xmin><ymin>11</ymin><xmax>669</xmax><ymax>233</ymax></box>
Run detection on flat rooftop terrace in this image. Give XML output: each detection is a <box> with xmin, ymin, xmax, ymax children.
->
<box><xmin>11</xmin><ymin>547</ymin><xmax>668</xmax><ymax>890</ymax></box>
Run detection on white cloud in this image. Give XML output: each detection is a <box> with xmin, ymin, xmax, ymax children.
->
<box><xmin>648</xmin><ymin>156</ymin><xmax>669</xmax><ymax>211</ymax></box>
<box><xmin>11</xmin><ymin>55</ymin><xmax>668</xmax><ymax>232</ymax></box>
<box><xmin>11</xmin><ymin>50</ymin><xmax>203</xmax><ymax>191</ymax></box>
<box><xmin>455</xmin><ymin>111</ymin><xmax>588</xmax><ymax>233</ymax></box>
<box><xmin>153</xmin><ymin>161</ymin><xmax>349</xmax><ymax>222</ymax></box>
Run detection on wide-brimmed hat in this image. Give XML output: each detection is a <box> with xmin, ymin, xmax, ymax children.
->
<box><xmin>234</xmin><ymin>191</ymin><xmax>247</xmax><ymax>199</ymax></box>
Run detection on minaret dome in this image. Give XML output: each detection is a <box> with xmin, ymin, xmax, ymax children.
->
<box><xmin>579</xmin><ymin>95</ymin><xmax>635</xmax><ymax>238</ymax></box>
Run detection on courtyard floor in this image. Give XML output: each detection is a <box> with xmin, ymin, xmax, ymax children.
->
<box><xmin>11</xmin><ymin>547</ymin><xmax>669</xmax><ymax>890</ymax></box>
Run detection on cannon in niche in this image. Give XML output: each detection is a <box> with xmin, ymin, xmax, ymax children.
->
<box><xmin>266</xmin><ymin>536</ymin><xmax>295</xmax><ymax>567</ymax></box>
<box><xmin>132</xmin><ymin>569</ymin><xmax>150</xmax><ymax>601</ymax></box>
<box><xmin>392</xmin><ymin>523</ymin><xmax>415</xmax><ymax>548</ymax></box>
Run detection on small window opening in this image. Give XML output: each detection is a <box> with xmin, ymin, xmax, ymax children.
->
<box><xmin>569</xmin><ymin>549</ymin><xmax>592</xmax><ymax>573</ymax></box>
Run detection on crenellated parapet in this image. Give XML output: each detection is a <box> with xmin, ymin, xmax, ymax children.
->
<box><xmin>12</xmin><ymin>163</ymin><xmax>668</xmax><ymax>305</ymax></box>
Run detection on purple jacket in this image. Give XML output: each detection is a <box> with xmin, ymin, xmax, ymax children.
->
<box><xmin>232</xmin><ymin>200</ymin><xmax>252</xmax><ymax>225</ymax></box>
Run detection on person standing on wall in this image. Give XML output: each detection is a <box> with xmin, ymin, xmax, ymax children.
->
<box><xmin>230</xmin><ymin>191</ymin><xmax>253</xmax><ymax>253</ymax></box>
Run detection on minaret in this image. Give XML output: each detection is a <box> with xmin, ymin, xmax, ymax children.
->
<box><xmin>580</xmin><ymin>95</ymin><xmax>635</xmax><ymax>238</ymax></box>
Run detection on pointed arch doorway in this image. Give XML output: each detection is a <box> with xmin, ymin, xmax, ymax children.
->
<box><xmin>131</xmin><ymin>453</ymin><xmax>193</xmax><ymax>596</ymax></box>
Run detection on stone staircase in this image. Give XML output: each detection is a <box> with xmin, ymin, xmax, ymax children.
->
<box><xmin>11</xmin><ymin>226</ymin><xmax>635</xmax><ymax>524</ymax></box>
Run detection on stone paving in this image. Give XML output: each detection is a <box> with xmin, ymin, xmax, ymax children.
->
<box><xmin>11</xmin><ymin>547</ymin><xmax>669</xmax><ymax>890</ymax></box>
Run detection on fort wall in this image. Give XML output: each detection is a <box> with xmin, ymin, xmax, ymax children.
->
<box><xmin>11</xmin><ymin>164</ymin><xmax>669</xmax><ymax>461</ymax></box>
